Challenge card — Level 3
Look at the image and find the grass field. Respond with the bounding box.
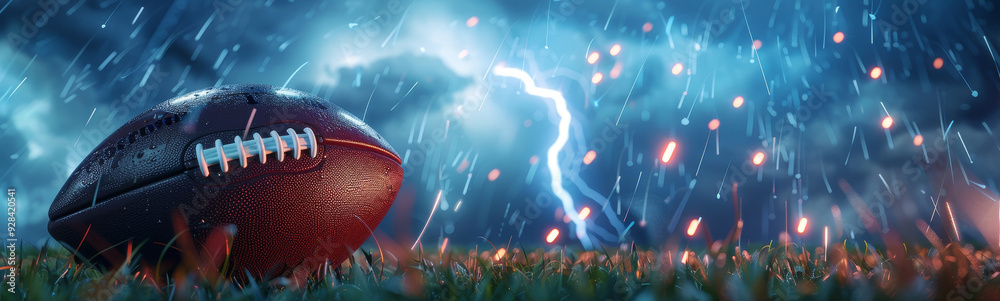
[4,237,1000,301]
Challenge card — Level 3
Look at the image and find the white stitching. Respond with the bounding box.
[270,130,284,162]
[196,143,209,177]
[234,136,248,168]
[304,127,317,158]
[253,132,267,164]
[287,128,301,159]
[215,139,228,173]
[194,127,318,177]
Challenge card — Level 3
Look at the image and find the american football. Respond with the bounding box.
[6,0,1000,299]
[47,84,403,278]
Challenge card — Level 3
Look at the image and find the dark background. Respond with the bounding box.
[1,0,999,250]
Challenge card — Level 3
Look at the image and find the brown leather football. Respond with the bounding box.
[47,84,403,278]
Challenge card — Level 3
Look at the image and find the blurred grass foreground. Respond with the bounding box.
[5,237,1000,300]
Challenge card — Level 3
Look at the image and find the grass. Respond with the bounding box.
[4,236,1000,300]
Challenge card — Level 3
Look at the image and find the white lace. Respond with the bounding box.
[195,127,317,177]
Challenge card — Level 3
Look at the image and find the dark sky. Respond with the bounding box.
[1,0,999,250]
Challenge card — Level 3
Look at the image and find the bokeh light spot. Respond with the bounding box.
[610,62,623,79]
[870,67,883,79]
[583,150,597,165]
[546,229,560,243]
[833,32,844,43]
[687,218,701,236]
[588,51,600,64]
[493,248,506,260]
[752,152,765,165]
[661,141,678,163]
[488,168,501,181]
[671,63,684,75]
[609,44,621,56]
[591,72,604,84]
[881,116,894,129]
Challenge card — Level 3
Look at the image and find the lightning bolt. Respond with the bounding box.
[493,66,594,248]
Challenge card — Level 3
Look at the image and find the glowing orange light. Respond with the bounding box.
[591,72,604,84]
[832,32,845,44]
[578,207,591,220]
[733,96,745,108]
[753,39,762,49]
[488,169,501,181]
[466,16,479,27]
[946,201,960,240]
[661,141,677,163]
[881,116,894,129]
[686,217,701,236]
[441,237,449,253]
[671,63,684,75]
[493,248,506,260]
[583,150,597,165]
[126,241,133,264]
[610,62,624,79]
[457,49,469,59]
[933,57,944,69]
[752,152,765,165]
[587,51,600,64]
[797,217,808,234]
[681,251,690,264]
[870,67,882,79]
[708,119,720,130]
[913,134,923,146]
[609,44,622,56]
[824,226,829,261]
[642,22,653,33]
[546,229,560,243]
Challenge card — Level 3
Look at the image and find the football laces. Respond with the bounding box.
[195,127,318,177]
